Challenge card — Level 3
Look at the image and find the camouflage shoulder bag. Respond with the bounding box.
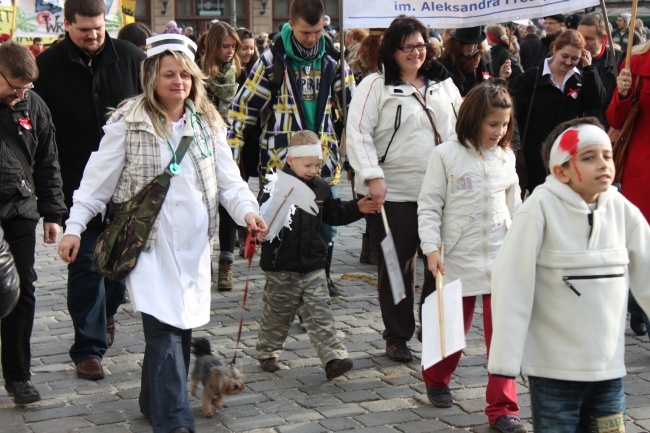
[92,136,193,280]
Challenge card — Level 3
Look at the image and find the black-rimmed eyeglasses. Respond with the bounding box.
[0,69,34,94]
[398,43,427,54]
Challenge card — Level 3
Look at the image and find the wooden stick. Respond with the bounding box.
[380,205,390,235]
[436,243,445,359]
[625,0,639,69]
[599,0,618,78]
[267,187,294,229]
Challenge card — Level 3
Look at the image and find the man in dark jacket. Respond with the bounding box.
[531,14,566,68]
[33,0,145,381]
[228,0,355,297]
[519,25,543,71]
[0,42,66,404]
[578,14,624,130]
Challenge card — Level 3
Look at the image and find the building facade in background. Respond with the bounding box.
[135,0,341,36]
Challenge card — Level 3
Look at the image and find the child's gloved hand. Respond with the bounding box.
[357,195,382,214]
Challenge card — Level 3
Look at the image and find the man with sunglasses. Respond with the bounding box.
[0,42,66,405]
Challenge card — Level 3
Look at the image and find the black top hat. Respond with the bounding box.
[544,14,566,23]
[565,13,584,29]
[450,26,487,44]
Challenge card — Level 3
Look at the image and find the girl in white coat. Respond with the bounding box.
[417,81,525,433]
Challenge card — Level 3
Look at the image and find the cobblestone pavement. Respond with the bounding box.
[2,181,650,433]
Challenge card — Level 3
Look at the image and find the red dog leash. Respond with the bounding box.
[231,229,258,365]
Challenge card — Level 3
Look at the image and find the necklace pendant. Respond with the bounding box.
[169,163,181,175]
[304,64,311,74]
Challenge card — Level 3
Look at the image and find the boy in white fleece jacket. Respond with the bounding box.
[488,117,650,433]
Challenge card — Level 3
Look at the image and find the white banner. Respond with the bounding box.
[343,0,600,29]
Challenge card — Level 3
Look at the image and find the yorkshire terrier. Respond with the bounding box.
[190,337,245,418]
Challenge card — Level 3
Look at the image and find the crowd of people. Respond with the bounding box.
[1,1,650,433]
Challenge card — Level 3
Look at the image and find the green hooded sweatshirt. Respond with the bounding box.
[281,23,326,133]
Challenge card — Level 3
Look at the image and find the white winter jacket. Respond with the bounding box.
[418,141,520,296]
[488,177,650,381]
[346,70,462,202]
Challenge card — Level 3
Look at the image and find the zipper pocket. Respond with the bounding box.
[562,273,625,296]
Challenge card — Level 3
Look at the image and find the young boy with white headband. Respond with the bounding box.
[256,131,380,379]
[487,117,650,432]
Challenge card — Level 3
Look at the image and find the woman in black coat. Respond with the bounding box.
[510,29,604,195]
[441,26,514,96]
[486,25,524,84]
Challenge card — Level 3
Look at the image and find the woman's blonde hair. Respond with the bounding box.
[120,50,222,139]
[203,22,242,76]
[632,39,650,55]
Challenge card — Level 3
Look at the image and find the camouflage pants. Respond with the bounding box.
[256,269,348,366]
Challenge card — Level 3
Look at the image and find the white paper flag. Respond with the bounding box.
[380,232,406,305]
[421,279,465,369]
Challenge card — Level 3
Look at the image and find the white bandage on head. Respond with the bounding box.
[287,143,322,159]
[549,124,611,171]
[146,34,197,60]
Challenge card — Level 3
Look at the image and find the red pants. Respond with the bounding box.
[422,294,520,424]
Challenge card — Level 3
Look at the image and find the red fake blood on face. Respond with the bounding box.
[560,129,583,182]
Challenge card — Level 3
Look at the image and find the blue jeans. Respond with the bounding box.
[67,225,126,364]
[320,184,339,247]
[140,313,195,433]
[529,376,625,433]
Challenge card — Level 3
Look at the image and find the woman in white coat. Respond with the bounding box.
[417,81,524,432]
[346,15,462,363]
[58,35,267,433]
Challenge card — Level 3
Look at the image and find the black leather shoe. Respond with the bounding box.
[4,380,41,404]
[169,428,191,433]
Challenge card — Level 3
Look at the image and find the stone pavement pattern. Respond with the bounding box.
[2,181,650,433]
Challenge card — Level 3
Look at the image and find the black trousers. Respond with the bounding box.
[0,217,38,382]
[366,201,435,343]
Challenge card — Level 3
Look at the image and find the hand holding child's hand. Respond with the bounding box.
[357,195,381,214]
[427,251,444,276]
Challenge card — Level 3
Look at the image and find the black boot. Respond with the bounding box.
[359,233,376,265]
[325,245,342,297]
[631,313,647,336]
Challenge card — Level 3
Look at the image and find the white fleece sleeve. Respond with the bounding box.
[488,205,544,378]
[627,206,650,317]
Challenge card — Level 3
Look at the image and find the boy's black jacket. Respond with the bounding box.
[259,165,363,273]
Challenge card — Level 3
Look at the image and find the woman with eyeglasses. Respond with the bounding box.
[346,15,462,365]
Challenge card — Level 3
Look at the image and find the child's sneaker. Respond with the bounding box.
[259,357,280,372]
[426,385,453,408]
[325,358,353,380]
[489,414,527,433]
